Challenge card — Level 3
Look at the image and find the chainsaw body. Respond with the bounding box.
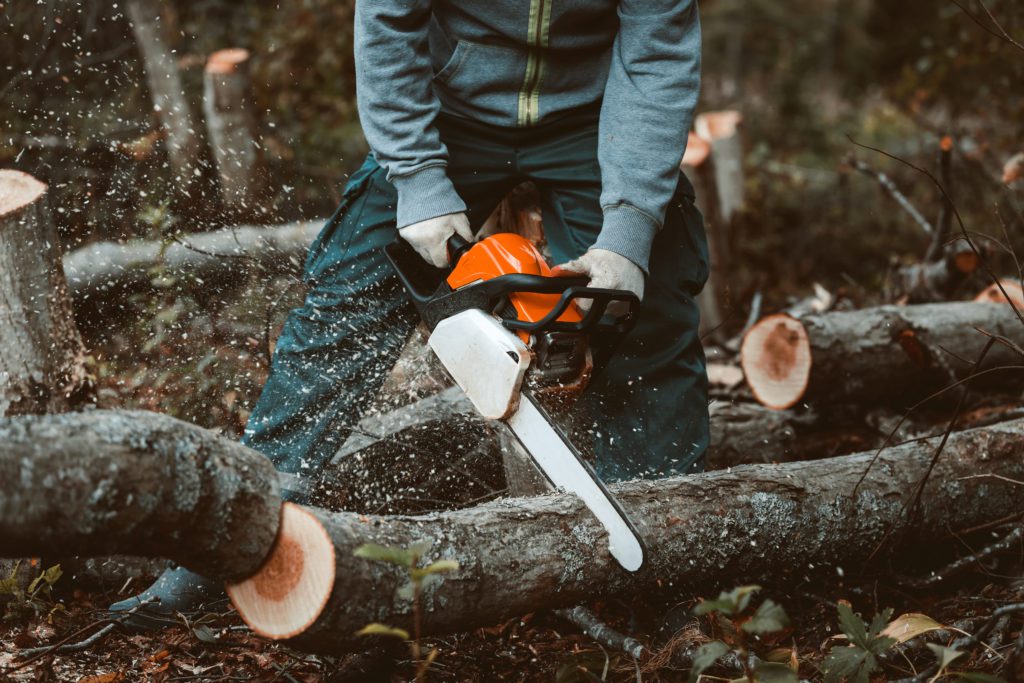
[385,232,647,571]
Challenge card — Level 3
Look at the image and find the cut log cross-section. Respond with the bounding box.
[0,170,88,415]
[975,279,1024,310]
[3,409,1024,652]
[741,302,1024,410]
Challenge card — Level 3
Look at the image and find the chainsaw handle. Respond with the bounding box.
[384,237,638,335]
[501,285,640,335]
[446,233,472,264]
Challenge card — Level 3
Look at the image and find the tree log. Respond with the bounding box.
[125,0,202,191]
[239,417,1024,650]
[0,410,281,581]
[62,219,321,303]
[740,302,1024,410]
[203,48,263,216]
[2,409,1023,650]
[0,170,88,415]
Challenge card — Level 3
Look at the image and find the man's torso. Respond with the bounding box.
[427,0,621,127]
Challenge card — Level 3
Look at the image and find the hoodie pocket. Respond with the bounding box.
[433,40,472,85]
[432,40,526,126]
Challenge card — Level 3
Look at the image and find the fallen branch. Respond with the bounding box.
[554,606,646,660]
[62,220,321,303]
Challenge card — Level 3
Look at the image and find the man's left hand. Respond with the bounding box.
[553,248,645,314]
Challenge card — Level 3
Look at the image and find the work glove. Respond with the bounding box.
[553,248,645,315]
[399,212,474,268]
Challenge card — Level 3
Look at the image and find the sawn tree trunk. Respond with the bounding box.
[0,170,89,415]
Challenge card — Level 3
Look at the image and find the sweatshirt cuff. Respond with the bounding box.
[592,204,660,274]
[391,164,467,229]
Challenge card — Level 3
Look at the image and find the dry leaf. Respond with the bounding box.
[880,612,944,644]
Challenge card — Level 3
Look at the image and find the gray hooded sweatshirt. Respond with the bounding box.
[353,0,701,272]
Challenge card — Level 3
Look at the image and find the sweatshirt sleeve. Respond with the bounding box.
[592,0,702,273]
[353,0,467,229]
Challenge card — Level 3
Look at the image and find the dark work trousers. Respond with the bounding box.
[241,109,710,484]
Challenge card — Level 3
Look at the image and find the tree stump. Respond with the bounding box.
[203,48,264,216]
[0,170,88,416]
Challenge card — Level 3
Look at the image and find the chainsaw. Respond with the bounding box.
[385,232,646,571]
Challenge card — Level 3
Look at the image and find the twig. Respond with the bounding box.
[951,0,1024,54]
[845,156,935,235]
[555,605,646,660]
[959,473,1024,487]
[7,597,157,671]
[899,527,1023,588]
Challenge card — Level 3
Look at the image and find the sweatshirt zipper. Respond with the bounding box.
[517,0,551,126]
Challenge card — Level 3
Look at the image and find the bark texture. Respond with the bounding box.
[742,302,1024,410]
[0,410,281,581]
[287,417,1024,652]
[125,0,202,189]
[62,219,320,302]
[203,49,263,215]
[0,170,88,416]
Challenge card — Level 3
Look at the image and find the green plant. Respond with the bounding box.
[690,585,795,683]
[822,603,897,683]
[0,562,64,622]
[354,542,459,681]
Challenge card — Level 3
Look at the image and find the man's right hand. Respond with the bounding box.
[399,212,473,268]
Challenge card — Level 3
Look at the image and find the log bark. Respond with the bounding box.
[2,408,1023,651]
[125,0,202,190]
[740,302,1024,410]
[203,48,263,216]
[0,409,281,581]
[0,170,89,415]
[62,219,321,303]
[266,417,1024,651]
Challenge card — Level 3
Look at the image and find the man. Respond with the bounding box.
[113,0,708,624]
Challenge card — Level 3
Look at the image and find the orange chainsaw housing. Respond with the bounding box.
[446,233,583,340]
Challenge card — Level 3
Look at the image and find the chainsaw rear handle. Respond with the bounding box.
[384,235,639,335]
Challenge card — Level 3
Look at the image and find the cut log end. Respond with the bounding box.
[681,132,711,169]
[227,502,335,640]
[952,249,980,275]
[740,314,812,410]
[0,170,47,218]
[205,48,251,74]
[974,280,1024,310]
[695,111,743,142]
